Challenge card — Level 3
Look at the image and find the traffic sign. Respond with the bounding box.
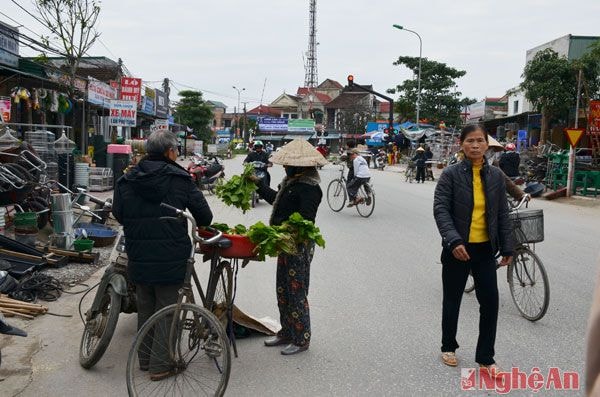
[564,128,584,147]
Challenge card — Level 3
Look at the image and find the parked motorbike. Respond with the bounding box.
[375,150,386,170]
[187,154,226,194]
[79,230,136,369]
[0,313,27,368]
[250,161,269,207]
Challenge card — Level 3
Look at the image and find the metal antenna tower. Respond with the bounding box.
[304,0,318,87]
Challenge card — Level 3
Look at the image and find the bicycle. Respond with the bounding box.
[464,196,549,322]
[326,163,375,218]
[126,203,233,396]
[405,161,415,183]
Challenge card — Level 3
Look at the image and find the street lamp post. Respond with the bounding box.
[232,85,245,141]
[393,24,422,128]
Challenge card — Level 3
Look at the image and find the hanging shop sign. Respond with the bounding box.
[141,96,155,115]
[0,22,18,67]
[0,96,11,122]
[87,77,117,108]
[150,119,169,132]
[140,87,155,115]
[120,77,142,103]
[588,100,600,135]
[109,100,137,127]
[258,117,288,132]
[287,119,315,133]
[155,89,169,118]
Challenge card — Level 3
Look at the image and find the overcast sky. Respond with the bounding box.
[5,0,600,111]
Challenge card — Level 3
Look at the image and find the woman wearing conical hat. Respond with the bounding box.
[252,139,327,355]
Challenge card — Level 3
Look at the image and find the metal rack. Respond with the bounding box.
[88,167,113,191]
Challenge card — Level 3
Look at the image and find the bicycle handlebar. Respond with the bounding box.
[159,203,223,246]
[512,195,530,211]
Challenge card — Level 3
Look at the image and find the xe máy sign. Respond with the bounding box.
[120,77,142,103]
[109,100,137,127]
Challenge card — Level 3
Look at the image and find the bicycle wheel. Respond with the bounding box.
[327,179,347,212]
[355,184,375,218]
[126,303,231,397]
[205,260,233,328]
[464,272,475,293]
[79,286,121,369]
[508,247,549,321]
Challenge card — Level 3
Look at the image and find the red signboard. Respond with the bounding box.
[588,100,600,135]
[120,77,142,103]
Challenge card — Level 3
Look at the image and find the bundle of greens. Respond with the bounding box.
[247,221,297,260]
[207,213,325,261]
[278,212,326,248]
[214,163,257,213]
[209,223,248,235]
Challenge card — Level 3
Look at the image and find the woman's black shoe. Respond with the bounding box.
[264,335,291,347]
[280,343,309,355]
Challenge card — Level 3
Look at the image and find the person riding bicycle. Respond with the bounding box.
[112,130,213,380]
[340,139,357,183]
[244,140,272,186]
[347,148,371,207]
[499,143,520,178]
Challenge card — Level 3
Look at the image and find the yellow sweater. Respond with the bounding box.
[469,164,489,242]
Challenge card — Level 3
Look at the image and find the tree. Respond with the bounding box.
[34,0,101,97]
[521,49,576,143]
[172,90,214,144]
[388,57,466,125]
[576,39,600,110]
[334,100,374,134]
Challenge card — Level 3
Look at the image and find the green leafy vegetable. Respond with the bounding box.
[279,212,326,248]
[232,224,248,235]
[215,163,257,213]
[247,221,297,261]
[210,223,231,233]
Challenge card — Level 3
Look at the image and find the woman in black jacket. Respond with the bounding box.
[433,125,514,377]
[254,139,326,355]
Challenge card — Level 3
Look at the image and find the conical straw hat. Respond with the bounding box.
[270,139,329,167]
[487,135,504,152]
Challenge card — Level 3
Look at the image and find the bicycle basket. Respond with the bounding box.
[508,209,544,244]
[198,229,259,259]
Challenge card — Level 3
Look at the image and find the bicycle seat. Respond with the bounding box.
[217,237,232,249]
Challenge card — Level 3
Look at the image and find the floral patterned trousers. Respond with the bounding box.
[276,242,315,346]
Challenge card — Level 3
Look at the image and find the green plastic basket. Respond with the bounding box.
[14,212,38,227]
[73,238,94,252]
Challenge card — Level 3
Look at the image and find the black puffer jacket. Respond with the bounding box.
[433,160,514,257]
[112,157,213,285]
[257,170,322,226]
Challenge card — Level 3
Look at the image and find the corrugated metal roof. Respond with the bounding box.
[568,36,600,60]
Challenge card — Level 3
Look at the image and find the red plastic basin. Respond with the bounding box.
[198,229,258,259]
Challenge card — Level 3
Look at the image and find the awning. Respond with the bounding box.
[283,135,311,140]
[254,135,284,141]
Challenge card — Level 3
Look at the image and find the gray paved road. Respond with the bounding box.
[3,157,599,396]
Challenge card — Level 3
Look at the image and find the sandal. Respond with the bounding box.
[479,363,504,379]
[441,352,458,367]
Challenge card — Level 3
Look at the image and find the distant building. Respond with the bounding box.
[526,34,599,63]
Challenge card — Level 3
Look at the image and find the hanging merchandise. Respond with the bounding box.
[50,90,59,112]
[58,95,70,114]
[10,87,20,104]
[0,127,20,151]
[32,89,40,110]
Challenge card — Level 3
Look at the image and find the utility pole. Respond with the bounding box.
[566,69,583,197]
[242,102,249,142]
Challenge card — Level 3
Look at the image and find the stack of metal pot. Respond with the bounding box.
[49,193,73,249]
